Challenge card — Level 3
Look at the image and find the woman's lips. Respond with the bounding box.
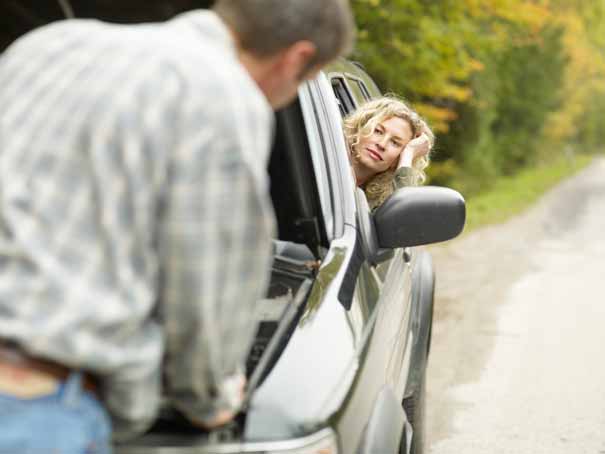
[367,148,383,161]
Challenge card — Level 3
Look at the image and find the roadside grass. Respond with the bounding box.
[462,154,594,232]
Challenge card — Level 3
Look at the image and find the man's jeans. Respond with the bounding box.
[0,372,112,453]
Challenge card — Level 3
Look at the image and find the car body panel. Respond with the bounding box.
[357,385,409,454]
[245,227,359,440]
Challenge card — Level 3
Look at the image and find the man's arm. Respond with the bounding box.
[158,92,274,426]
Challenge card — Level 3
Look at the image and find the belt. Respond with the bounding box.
[0,342,98,396]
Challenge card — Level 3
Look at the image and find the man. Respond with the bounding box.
[0,0,355,450]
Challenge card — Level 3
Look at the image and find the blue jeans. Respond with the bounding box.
[0,372,112,454]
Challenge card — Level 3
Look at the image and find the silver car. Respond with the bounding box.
[117,59,465,454]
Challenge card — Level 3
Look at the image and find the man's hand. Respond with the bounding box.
[190,408,238,430]
[187,374,246,430]
[398,133,431,169]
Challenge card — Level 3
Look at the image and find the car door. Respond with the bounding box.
[297,75,398,446]
[330,68,415,387]
[325,67,415,452]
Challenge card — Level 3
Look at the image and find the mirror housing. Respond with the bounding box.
[373,186,466,248]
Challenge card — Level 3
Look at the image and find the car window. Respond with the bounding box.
[345,76,369,105]
[331,77,356,116]
[328,74,394,280]
[347,77,372,103]
[357,80,372,101]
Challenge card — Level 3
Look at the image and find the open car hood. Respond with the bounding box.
[245,230,361,440]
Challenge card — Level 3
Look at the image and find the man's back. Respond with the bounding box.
[0,11,274,439]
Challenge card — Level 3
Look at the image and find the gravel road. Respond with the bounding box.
[426,157,605,453]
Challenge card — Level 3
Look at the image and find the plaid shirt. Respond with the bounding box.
[0,11,275,439]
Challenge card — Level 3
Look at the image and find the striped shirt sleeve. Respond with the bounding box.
[158,76,275,423]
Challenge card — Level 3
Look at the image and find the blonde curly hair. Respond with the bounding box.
[343,95,434,208]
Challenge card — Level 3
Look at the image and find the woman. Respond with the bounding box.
[344,95,434,210]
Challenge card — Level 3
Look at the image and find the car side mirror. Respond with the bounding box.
[373,186,466,248]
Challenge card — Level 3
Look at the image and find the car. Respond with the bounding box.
[116,59,465,454]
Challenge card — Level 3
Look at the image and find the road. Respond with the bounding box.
[426,157,605,453]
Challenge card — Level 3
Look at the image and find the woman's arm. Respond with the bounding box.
[393,132,431,189]
[392,166,416,189]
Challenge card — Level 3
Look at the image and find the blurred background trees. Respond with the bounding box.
[2,0,603,197]
[352,0,605,196]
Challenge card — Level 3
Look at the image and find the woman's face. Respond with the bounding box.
[354,116,414,175]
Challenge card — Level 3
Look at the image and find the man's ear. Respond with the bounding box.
[278,40,318,81]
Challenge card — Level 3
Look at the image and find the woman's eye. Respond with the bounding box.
[374,128,384,136]
[391,140,401,147]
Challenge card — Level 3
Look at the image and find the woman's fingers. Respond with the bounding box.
[407,134,431,158]
[398,133,432,169]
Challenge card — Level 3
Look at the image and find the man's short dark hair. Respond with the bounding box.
[213,0,355,67]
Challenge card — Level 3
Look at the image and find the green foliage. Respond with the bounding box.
[464,154,593,231]
[352,0,481,132]
[438,25,567,193]
[572,89,605,152]
[351,0,605,202]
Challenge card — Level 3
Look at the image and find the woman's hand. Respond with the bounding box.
[398,133,431,169]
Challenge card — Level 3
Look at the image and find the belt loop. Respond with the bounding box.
[61,371,83,406]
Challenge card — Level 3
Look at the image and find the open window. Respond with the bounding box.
[329,75,392,285]
[347,76,372,103]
